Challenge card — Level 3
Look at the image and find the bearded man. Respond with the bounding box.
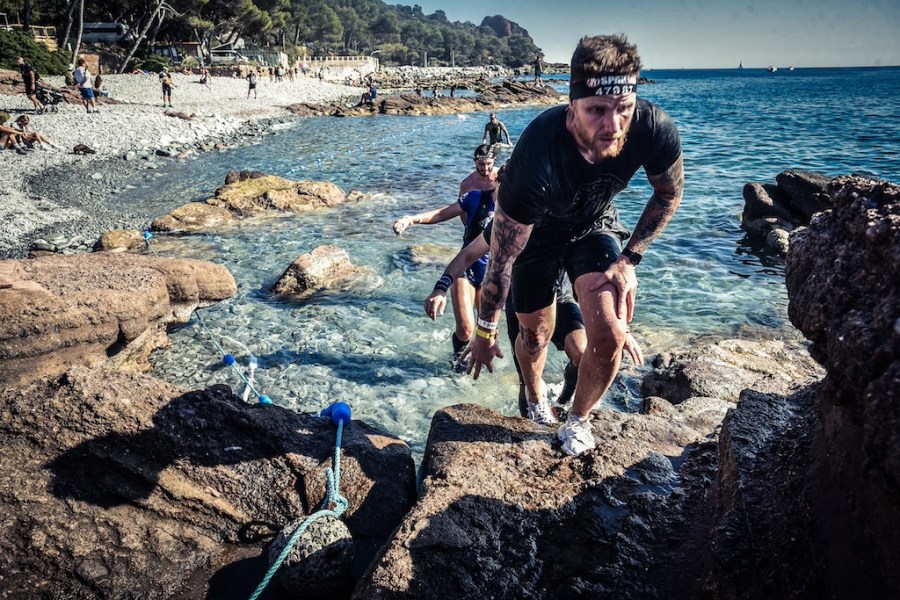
[463,34,684,455]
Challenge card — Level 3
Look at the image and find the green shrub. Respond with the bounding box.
[136,54,172,73]
[0,30,70,75]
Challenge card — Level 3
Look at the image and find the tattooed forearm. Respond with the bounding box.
[480,207,532,319]
[629,154,684,253]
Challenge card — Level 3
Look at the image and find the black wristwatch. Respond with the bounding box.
[621,248,643,266]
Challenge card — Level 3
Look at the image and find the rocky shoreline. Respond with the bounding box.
[0,67,557,259]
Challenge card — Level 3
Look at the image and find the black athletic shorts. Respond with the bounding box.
[511,229,622,314]
[505,294,584,351]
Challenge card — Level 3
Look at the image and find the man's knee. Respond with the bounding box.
[586,319,627,359]
[518,325,552,355]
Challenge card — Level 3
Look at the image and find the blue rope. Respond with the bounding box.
[249,420,348,600]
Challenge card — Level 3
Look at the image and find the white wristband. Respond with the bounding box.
[476,318,498,330]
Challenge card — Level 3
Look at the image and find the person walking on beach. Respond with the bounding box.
[159,68,176,107]
[16,56,45,114]
[247,70,258,98]
[393,145,500,369]
[73,58,99,113]
[482,113,511,148]
[463,34,683,456]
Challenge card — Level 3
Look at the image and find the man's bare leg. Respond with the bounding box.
[515,304,556,402]
[570,274,628,418]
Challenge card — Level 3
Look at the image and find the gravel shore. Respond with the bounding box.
[0,72,361,258]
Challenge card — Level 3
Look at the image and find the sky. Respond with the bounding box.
[403,0,900,69]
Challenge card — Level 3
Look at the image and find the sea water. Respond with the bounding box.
[121,67,900,457]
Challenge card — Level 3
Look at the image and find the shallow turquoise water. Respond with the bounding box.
[123,67,900,456]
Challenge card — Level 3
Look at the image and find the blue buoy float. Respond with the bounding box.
[320,402,351,426]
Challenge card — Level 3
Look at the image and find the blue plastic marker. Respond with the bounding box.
[320,402,352,426]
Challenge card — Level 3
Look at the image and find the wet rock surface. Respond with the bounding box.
[152,171,348,232]
[271,244,369,299]
[0,366,416,599]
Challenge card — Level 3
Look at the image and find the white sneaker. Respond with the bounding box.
[527,397,558,426]
[557,415,595,456]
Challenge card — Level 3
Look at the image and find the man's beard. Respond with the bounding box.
[573,126,629,161]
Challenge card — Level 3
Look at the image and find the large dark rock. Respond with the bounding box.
[784,174,900,590]
[354,400,731,598]
[740,170,833,255]
[0,366,416,599]
[776,170,832,219]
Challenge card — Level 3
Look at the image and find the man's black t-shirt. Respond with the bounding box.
[19,63,38,93]
[499,100,681,243]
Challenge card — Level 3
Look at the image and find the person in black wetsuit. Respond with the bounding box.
[482,113,511,147]
[425,221,643,421]
[463,34,684,455]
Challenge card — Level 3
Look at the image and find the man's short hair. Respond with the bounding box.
[570,34,642,84]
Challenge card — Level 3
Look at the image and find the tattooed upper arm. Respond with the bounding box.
[646,154,684,207]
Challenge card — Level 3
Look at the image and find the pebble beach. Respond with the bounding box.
[0,72,362,258]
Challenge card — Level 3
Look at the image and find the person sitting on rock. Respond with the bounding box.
[12,115,60,150]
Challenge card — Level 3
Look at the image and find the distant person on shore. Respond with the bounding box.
[359,80,377,106]
[16,56,45,114]
[199,67,211,88]
[247,70,258,98]
[482,113,511,147]
[73,58,99,114]
[393,145,500,369]
[93,64,103,94]
[159,67,175,108]
[463,34,683,456]
[532,54,544,86]
[12,115,60,150]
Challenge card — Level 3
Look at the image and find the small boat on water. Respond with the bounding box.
[767,65,778,72]
[789,66,795,71]
[738,61,744,69]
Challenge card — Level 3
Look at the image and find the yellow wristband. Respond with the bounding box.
[475,327,497,340]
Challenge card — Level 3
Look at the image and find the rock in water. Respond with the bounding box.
[269,515,355,597]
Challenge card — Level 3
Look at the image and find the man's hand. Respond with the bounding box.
[393,216,413,235]
[588,256,638,322]
[461,335,504,380]
[623,331,644,366]
[424,291,446,320]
